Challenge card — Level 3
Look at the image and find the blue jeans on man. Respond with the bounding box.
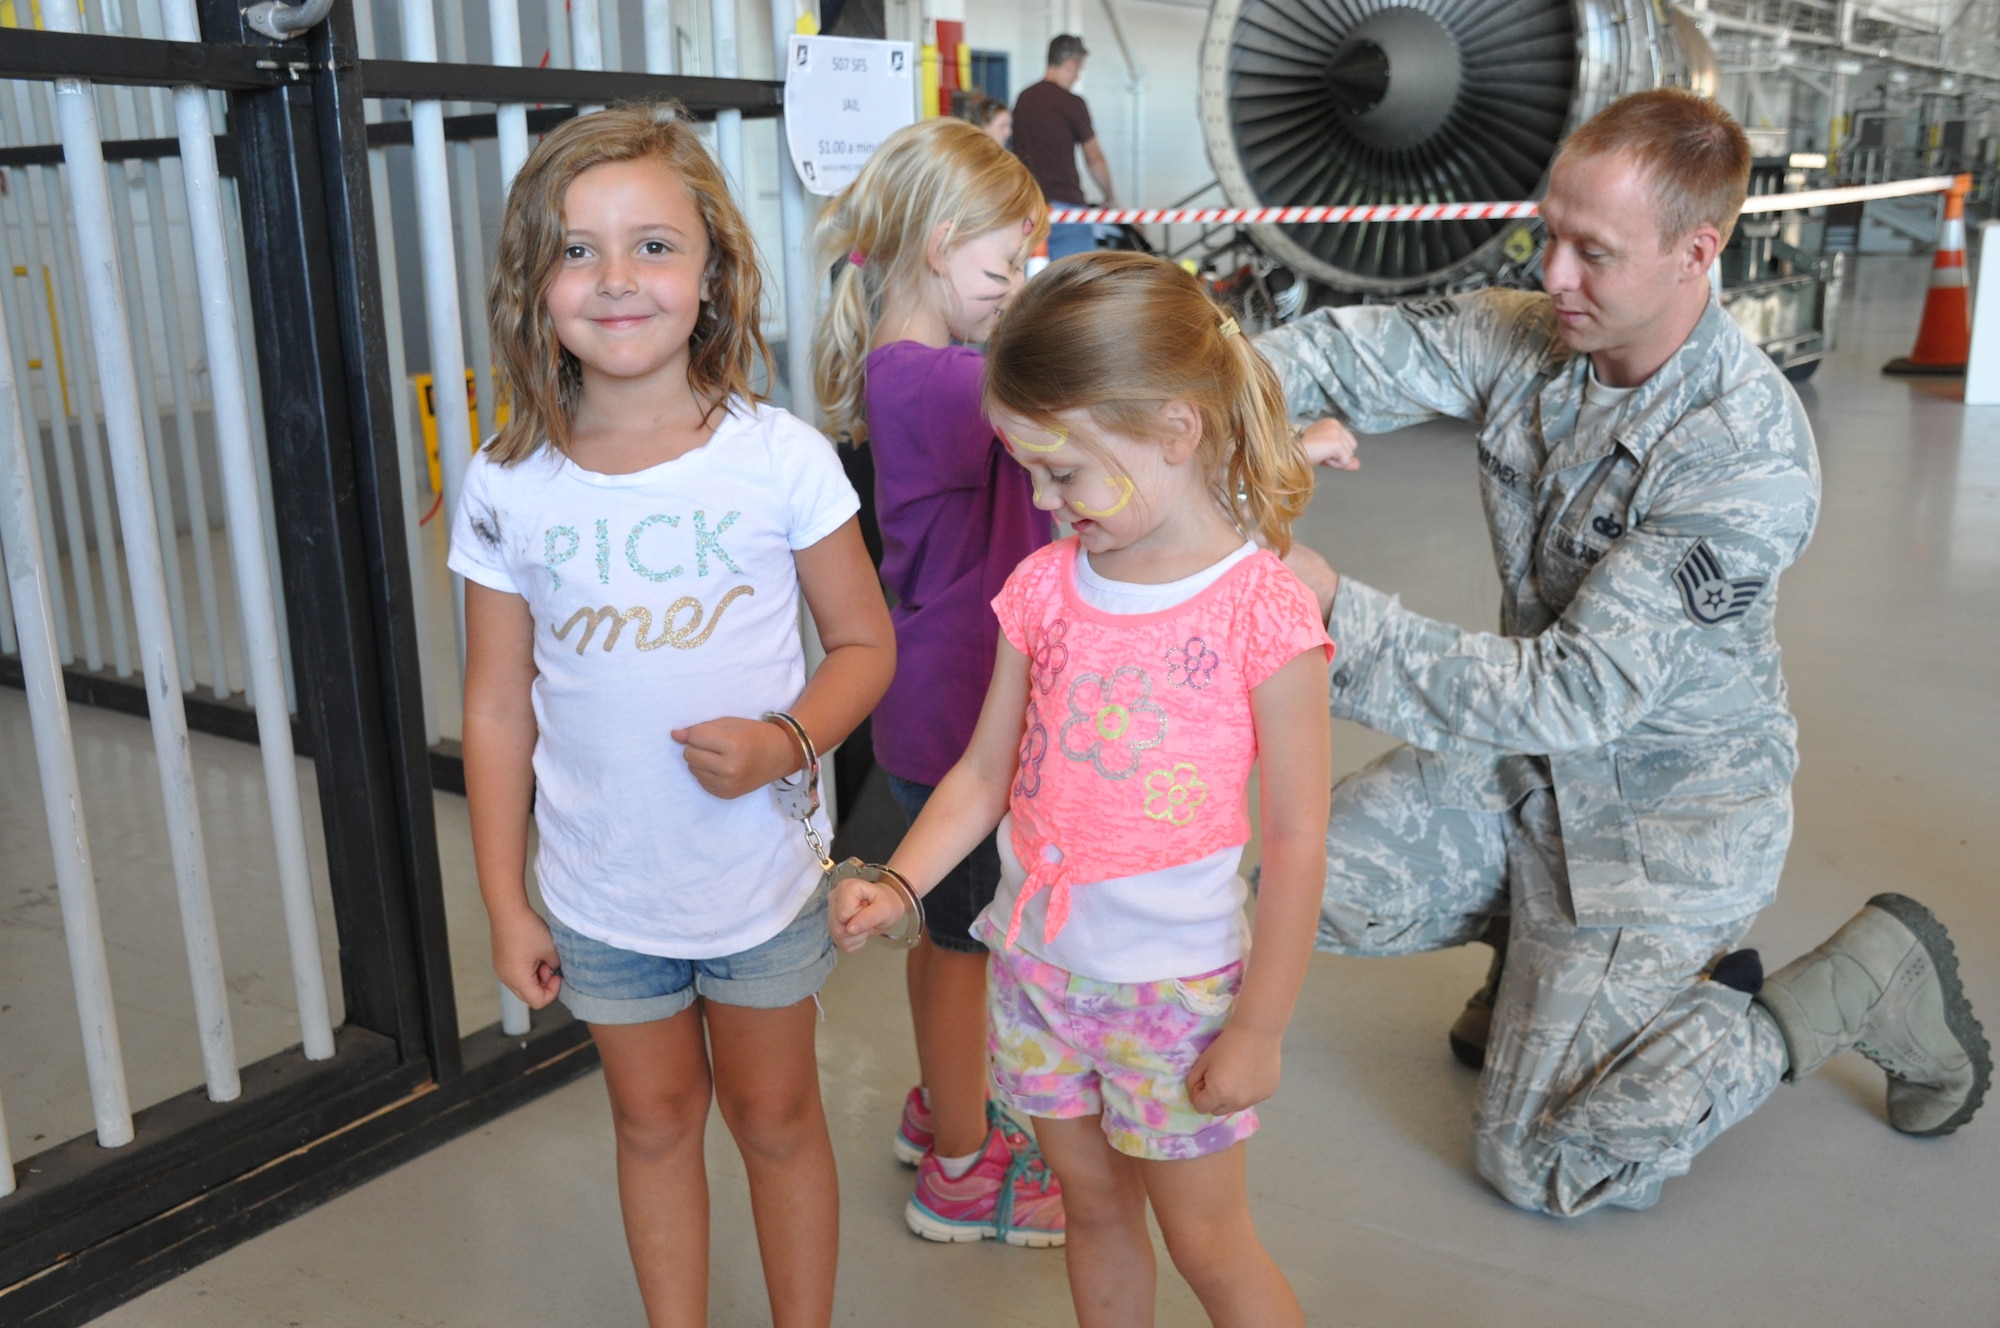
[1046,208,1098,261]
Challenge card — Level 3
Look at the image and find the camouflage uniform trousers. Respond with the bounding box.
[1318,746,1791,1217]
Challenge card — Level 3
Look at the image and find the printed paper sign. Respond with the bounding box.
[784,35,916,196]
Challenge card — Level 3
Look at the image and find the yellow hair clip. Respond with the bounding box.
[1071,476,1135,518]
[1218,316,1242,340]
[1006,426,1070,454]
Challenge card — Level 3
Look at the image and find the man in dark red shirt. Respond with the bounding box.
[1011,34,1116,260]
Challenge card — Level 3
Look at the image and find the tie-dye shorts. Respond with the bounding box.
[983,940,1259,1161]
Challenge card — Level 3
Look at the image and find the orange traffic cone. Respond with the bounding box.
[1884,173,1973,376]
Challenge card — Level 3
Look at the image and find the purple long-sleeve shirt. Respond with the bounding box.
[866,341,1053,786]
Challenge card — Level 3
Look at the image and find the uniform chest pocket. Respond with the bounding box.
[1538,456,1634,606]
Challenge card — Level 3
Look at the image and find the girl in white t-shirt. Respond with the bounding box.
[452,104,893,1328]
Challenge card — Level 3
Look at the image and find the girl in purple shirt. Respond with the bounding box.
[812,118,1063,1246]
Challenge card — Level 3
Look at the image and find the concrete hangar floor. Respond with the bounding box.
[67,253,2000,1326]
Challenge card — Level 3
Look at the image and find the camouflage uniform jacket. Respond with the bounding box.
[1260,290,1821,928]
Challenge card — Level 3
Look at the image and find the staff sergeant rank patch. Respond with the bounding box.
[1673,539,1765,627]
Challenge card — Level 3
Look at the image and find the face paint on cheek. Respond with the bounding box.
[1071,476,1134,519]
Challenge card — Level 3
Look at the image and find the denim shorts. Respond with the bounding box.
[888,775,1001,955]
[547,880,836,1025]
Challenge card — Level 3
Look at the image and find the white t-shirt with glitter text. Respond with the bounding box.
[448,399,859,959]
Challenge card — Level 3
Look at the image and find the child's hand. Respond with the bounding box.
[490,908,563,1010]
[1299,417,1361,471]
[829,875,910,954]
[1185,1025,1283,1116]
[673,716,801,799]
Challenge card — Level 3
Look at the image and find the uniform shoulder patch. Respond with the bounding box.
[1673,539,1765,627]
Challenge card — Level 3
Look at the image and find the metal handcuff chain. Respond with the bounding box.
[763,711,924,948]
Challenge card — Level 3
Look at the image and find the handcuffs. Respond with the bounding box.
[764,710,925,948]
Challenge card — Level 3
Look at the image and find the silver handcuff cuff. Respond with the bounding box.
[764,711,924,948]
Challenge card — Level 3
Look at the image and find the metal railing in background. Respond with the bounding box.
[395,0,476,672]
[1,59,300,725]
[0,9,785,1323]
[156,0,336,1063]
[41,0,247,1107]
[0,289,132,1153]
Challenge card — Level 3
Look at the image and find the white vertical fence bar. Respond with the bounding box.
[570,0,606,114]
[599,0,624,70]
[101,90,200,693]
[221,184,299,714]
[545,0,572,71]
[34,88,137,680]
[439,3,499,522]
[570,0,605,71]
[489,0,535,1039]
[0,1073,14,1197]
[644,0,679,73]
[30,88,135,680]
[369,176,441,744]
[710,0,745,198]
[0,192,76,662]
[770,0,813,417]
[355,0,443,747]
[101,1,206,694]
[400,0,475,665]
[0,190,136,1151]
[44,0,244,1100]
[488,0,530,184]
[9,89,108,672]
[128,0,238,698]
[0,518,15,656]
[158,0,337,1061]
[142,153,233,697]
[15,158,102,670]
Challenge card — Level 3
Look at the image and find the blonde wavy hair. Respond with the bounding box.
[811,116,1047,444]
[983,252,1313,555]
[486,102,769,465]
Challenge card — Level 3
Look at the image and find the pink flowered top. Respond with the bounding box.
[992,538,1334,947]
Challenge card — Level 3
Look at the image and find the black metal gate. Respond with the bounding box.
[0,9,781,1323]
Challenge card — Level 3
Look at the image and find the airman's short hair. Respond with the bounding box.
[1557,88,1752,248]
[1047,34,1088,67]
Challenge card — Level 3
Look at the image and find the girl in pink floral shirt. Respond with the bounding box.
[834,253,1333,1327]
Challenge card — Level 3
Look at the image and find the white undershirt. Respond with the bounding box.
[1577,363,1640,440]
[981,541,1259,984]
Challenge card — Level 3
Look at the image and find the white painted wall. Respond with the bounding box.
[960,0,1216,212]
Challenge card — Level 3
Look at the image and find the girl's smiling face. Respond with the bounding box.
[545,157,712,386]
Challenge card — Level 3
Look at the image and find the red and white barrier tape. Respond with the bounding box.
[1047,176,1960,226]
[1046,201,1541,225]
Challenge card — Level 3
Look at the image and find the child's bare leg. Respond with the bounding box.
[592,1010,715,1328]
[1142,1142,1302,1328]
[908,935,992,1156]
[708,997,839,1328]
[1034,1115,1155,1326]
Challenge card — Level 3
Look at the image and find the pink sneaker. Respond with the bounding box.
[894,1087,933,1167]
[905,1120,1066,1248]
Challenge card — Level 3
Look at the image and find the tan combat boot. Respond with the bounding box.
[1757,893,1991,1137]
